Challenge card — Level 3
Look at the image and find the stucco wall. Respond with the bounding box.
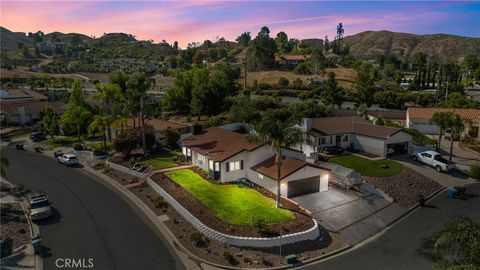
[221,145,274,183]
[385,131,412,144]
[351,135,386,157]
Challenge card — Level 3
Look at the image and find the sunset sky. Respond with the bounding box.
[1,1,479,48]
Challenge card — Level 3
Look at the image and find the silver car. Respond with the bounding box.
[57,154,79,166]
[29,192,53,221]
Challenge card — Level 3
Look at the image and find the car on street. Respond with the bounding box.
[28,192,53,221]
[411,150,455,172]
[57,154,79,166]
[30,132,46,142]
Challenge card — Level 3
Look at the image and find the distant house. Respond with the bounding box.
[406,107,480,140]
[300,116,412,159]
[0,89,66,125]
[181,126,330,197]
[275,55,309,69]
[111,118,192,143]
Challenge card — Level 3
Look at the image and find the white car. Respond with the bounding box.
[57,154,79,166]
[29,192,53,221]
[411,150,455,172]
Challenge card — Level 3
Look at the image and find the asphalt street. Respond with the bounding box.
[2,147,183,270]
[305,182,480,270]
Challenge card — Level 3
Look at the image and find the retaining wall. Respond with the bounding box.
[106,160,147,178]
[146,177,320,248]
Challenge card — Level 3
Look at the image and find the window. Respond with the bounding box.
[182,147,186,155]
[226,160,243,172]
[320,138,326,145]
[215,162,220,172]
[421,153,432,158]
[343,135,349,142]
[258,173,264,179]
[330,137,333,144]
[209,160,214,170]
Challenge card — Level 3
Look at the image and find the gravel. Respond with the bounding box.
[1,203,31,257]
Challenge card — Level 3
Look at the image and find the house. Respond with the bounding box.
[406,107,480,140]
[181,126,330,198]
[0,89,66,125]
[300,116,413,159]
[111,118,192,142]
[275,55,309,69]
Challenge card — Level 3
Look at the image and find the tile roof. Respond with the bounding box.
[0,89,47,101]
[407,107,480,121]
[125,118,190,131]
[182,127,264,162]
[251,155,330,180]
[310,116,402,139]
[1,101,66,115]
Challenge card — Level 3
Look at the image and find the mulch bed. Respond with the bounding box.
[150,168,314,238]
[101,166,139,186]
[1,203,30,257]
[129,183,347,268]
[364,167,443,208]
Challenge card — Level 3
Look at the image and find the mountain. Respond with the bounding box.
[0,27,33,51]
[44,31,92,43]
[344,30,480,63]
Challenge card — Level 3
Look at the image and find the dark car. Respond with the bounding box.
[30,132,46,142]
[322,146,344,155]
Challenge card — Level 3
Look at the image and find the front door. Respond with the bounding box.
[335,135,341,146]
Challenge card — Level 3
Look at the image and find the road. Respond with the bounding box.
[305,183,480,270]
[2,147,183,270]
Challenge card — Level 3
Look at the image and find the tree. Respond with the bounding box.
[310,48,326,76]
[322,72,343,108]
[275,31,290,54]
[324,35,330,52]
[236,32,251,49]
[445,113,469,161]
[88,115,112,152]
[357,103,368,119]
[1,157,9,177]
[62,105,91,142]
[163,128,180,149]
[193,50,204,65]
[109,71,129,93]
[40,105,59,138]
[95,82,120,141]
[430,112,452,149]
[249,110,306,208]
[277,77,289,88]
[228,98,259,123]
[245,26,276,71]
[355,62,377,106]
[334,22,344,55]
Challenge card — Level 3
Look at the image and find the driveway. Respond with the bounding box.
[303,183,480,270]
[436,138,480,173]
[2,147,183,270]
[292,188,407,245]
[391,154,477,187]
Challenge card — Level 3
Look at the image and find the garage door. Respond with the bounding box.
[387,142,408,156]
[287,177,320,198]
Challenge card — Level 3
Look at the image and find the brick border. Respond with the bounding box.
[146,177,320,248]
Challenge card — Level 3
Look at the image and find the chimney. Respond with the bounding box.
[302,118,312,132]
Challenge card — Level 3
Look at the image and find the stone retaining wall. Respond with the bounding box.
[106,160,147,178]
[146,177,320,248]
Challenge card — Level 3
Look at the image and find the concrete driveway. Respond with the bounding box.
[436,138,479,173]
[292,188,407,245]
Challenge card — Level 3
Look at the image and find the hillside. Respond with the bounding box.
[0,27,33,51]
[344,30,480,63]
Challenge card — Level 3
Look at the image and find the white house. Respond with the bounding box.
[300,116,413,159]
[406,107,480,140]
[181,126,330,198]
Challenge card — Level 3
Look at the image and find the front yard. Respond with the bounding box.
[146,151,182,170]
[333,155,403,177]
[165,169,293,225]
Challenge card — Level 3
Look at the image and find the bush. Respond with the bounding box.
[72,142,83,151]
[92,149,106,156]
[277,77,289,88]
[293,62,312,75]
[152,196,168,209]
[223,251,237,265]
[250,217,268,233]
[469,164,480,179]
[189,231,207,247]
[163,128,180,149]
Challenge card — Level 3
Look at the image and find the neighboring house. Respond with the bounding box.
[181,126,330,198]
[0,89,65,125]
[111,118,192,142]
[275,55,309,69]
[300,116,413,159]
[406,107,480,140]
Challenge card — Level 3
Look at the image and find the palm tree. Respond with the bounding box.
[357,103,368,119]
[95,82,120,141]
[61,105,91,142]
[88,114,112,152]
[430,111,451,149]
[249,110,306,208]
[445,113,470,161]
[1,157,9,177]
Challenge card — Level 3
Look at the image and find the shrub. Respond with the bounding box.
[469,164,480,180]
[163,128,180,149]
[277,77,289,88]
[72,142,83,151]
[250,217,268,233]
[92,149,106,156]
[189,231,207,247]
[152,196,168,209]
[293,62,312,75]
[223,251,237,265]
[243,257,252,264]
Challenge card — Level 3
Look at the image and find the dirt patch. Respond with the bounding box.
[101,166,139,186]
[129,183,347,268]
[1,203,31,257]
[151,169,313,237]
[365,167,443,208]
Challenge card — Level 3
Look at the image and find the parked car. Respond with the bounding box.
[444,129,459,141]
[57,154,79,166]
[28,192,53,221]
[411,150,455,172]
[322,146,344,155]
[30,132,46,142]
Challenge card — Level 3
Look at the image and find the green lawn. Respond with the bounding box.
[165,169,294,225]
[332,155,403,177]
[45,136,78,148]
[146,151,181,170]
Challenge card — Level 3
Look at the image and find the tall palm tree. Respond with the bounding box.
[95,82,120,141]
[430,111,452,149]
[61,105,91,142]
[88,114,112,152]
[249,110,306,208]
[446,113,469,161]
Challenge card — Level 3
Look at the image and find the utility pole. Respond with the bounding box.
[435,68,440,103]
[140,95,147,159]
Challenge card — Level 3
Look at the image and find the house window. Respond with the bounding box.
[320,138,326,145]
[215,162,220,172]
[343,135,349,142]
[209,160,214,170]
[330,137,333,144]
[226,160,243,172]
[259,173,264,179]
